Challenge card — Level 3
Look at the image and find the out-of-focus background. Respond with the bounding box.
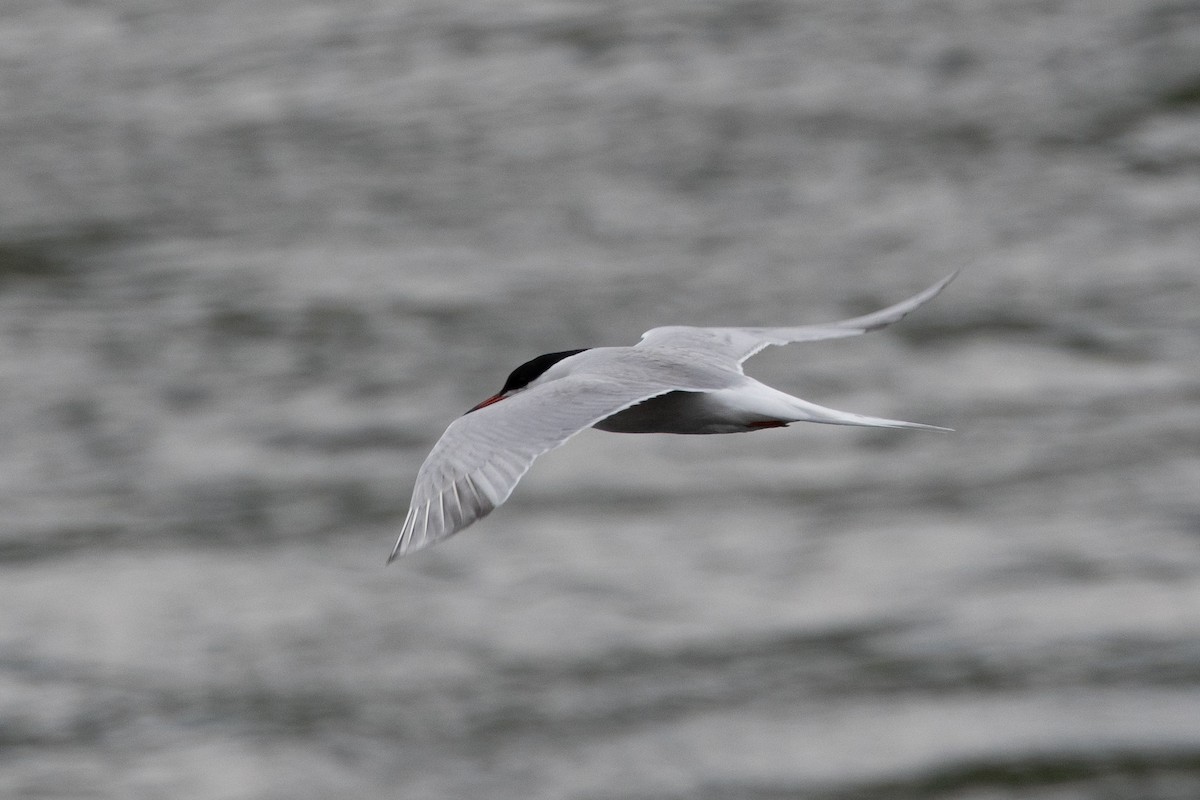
[2,1,1199,798]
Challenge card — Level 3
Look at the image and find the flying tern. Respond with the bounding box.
[389,272,956,561]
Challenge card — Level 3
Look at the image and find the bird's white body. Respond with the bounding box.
[389,273,957,561]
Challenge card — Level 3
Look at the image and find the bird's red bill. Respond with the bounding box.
[468,394,505,413]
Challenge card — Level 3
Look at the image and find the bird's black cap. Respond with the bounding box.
[500,349,589,394]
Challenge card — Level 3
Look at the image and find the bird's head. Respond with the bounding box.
[466,349,590,413]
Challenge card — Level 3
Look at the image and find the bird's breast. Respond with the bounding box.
[593,388,782,435]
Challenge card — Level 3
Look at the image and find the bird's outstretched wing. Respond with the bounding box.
[389,374,702,561]
[636,272,957,367]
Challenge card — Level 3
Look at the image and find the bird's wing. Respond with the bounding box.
[636,271,957,366]
[389,373,702,561]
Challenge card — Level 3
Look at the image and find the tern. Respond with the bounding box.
[389,272,956,561]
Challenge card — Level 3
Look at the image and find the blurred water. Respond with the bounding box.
[2,1,1199,798]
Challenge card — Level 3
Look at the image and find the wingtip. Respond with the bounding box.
[897,421,955,433]
[386,534,404,564]
[924,270,959,297]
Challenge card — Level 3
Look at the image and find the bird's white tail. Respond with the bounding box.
[783,392,951,431]
[710,381,952,432]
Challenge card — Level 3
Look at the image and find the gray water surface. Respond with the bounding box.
[2,1,1199,798]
